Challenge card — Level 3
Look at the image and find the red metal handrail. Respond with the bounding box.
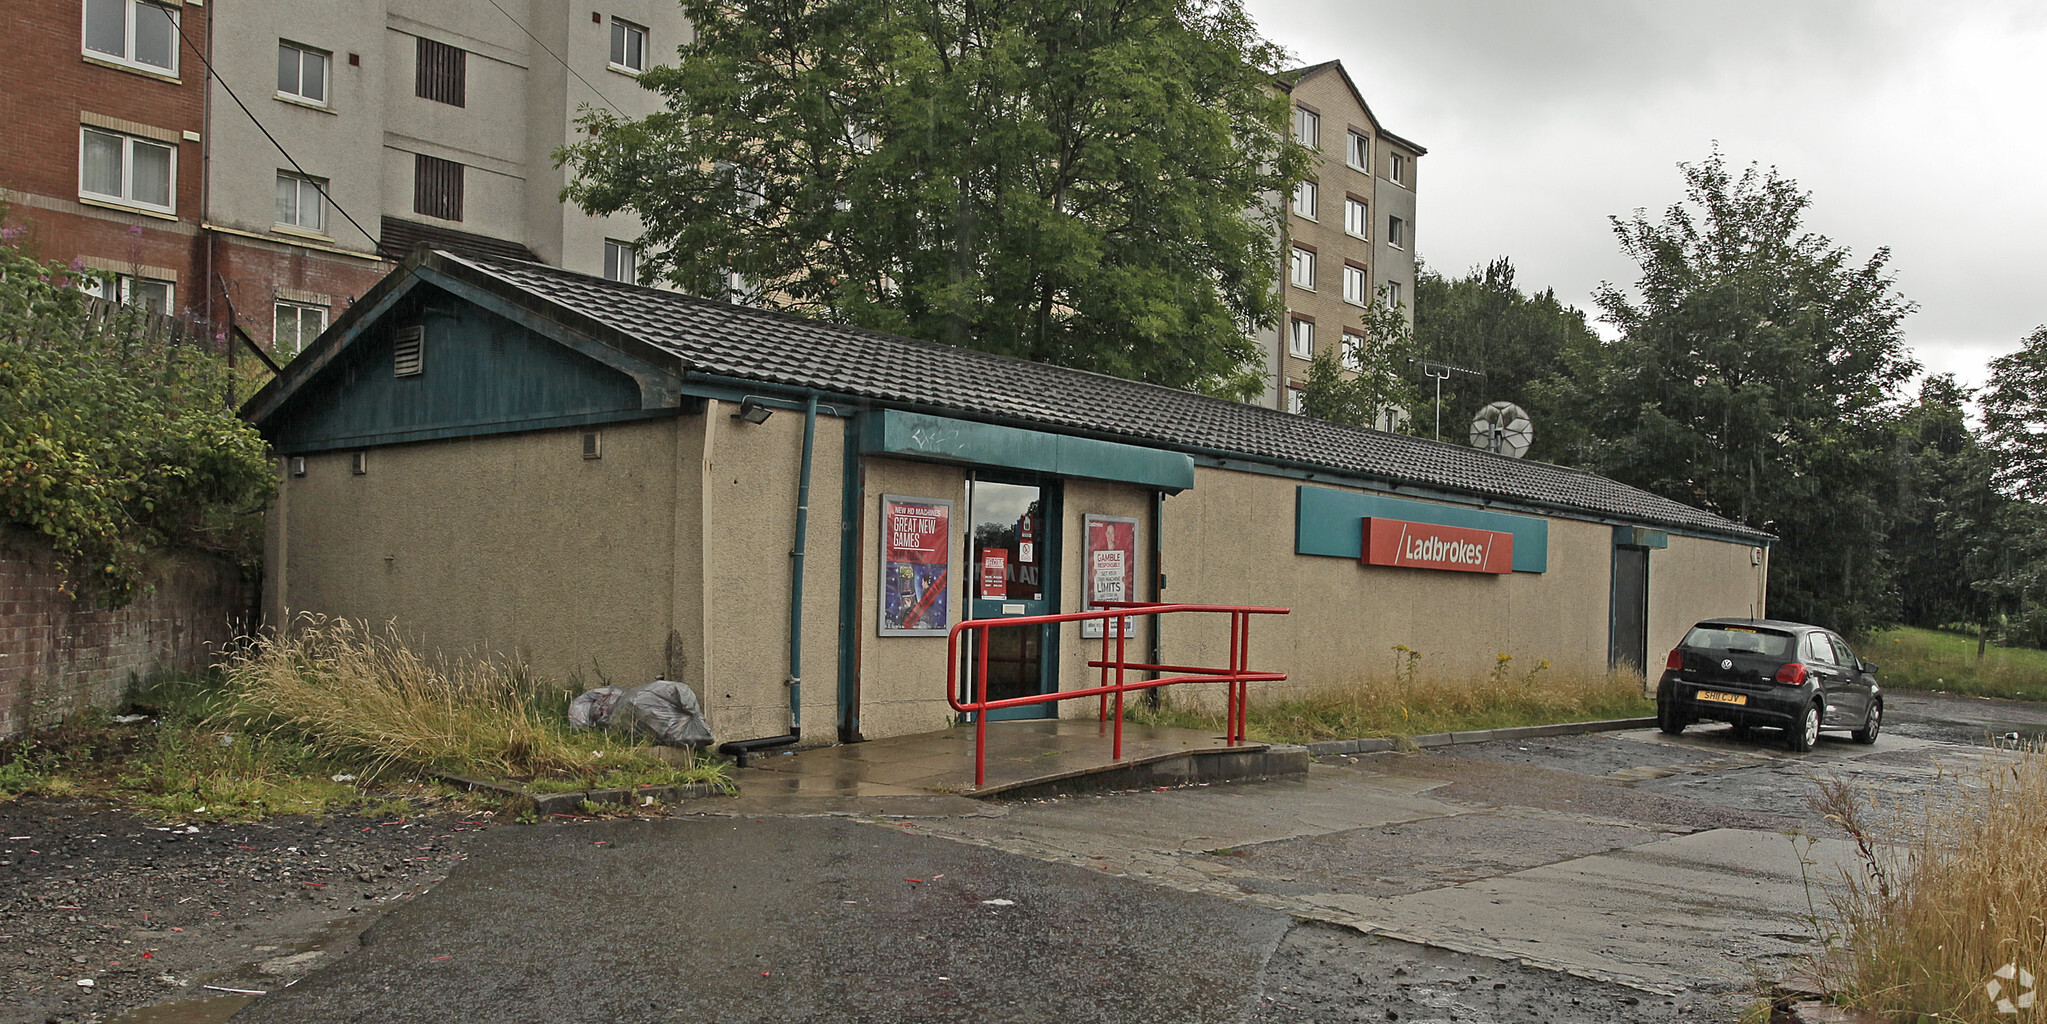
[944,602,1290,787]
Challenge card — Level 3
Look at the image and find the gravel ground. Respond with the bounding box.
[0,797,495,1024]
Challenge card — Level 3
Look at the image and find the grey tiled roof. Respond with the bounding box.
[445,252,1768,542]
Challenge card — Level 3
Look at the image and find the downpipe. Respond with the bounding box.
[720,394,817,767]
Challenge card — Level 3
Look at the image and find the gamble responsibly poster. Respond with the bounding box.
[879,495,953,636]
[1081,514,1140,639]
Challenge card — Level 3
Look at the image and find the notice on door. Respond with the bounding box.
[1082,514,1140,638]
[980,551,1008,599]
[879,494,953,636]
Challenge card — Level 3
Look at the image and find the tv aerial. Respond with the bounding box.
[1470,401,1534,458]
[1410,359,1482,441]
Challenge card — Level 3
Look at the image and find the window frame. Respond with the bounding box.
[276,40,331,106]
[1289,245,1316,289]
[1385,280,1403,309]
[1342,263,1368,307]
[1346,131,1370,172]
[79,126,176,215]
[1294,106,1319,148]
[1344,196,1368,240]
[82,0,178,75]
[1291,179,1317,220]
[274,170,328,234]
[603,239,638,282]
[273,299,328,356]
[83,273,175,313]
[1342,330,1368,372]
[1286,385,1306,415]
[1387,215,1405,250]
[1288,316,1315,359]
[609,17,648,73]
[1390,152,1407,185]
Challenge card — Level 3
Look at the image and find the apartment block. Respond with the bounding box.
[0,0,682,358]
[1261,60,1424,415]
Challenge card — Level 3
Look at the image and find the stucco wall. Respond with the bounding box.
[1052,480,1157,720]
[266,417,684,693]
[1647,533,1770,665]
[853,458,970,740]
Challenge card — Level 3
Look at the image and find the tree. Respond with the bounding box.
[0,241,273,606]
[1982,326,2047,502]
[1886,375,2005,632]
[560,0,1307,400]
[1411,257,1600,460]
[1583,152,1919,635]
[1300,292,1420,430]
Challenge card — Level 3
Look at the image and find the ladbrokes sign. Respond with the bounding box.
[1361,518,1514,575]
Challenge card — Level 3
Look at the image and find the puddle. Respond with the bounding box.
[106,916,372,1024]
[107,993,257,1024]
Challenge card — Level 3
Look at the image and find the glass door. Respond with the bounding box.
[964,476,1059,720]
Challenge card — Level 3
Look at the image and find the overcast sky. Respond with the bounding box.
[1244,0,2047,393]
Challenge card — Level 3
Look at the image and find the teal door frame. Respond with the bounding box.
[964,473,1062,721]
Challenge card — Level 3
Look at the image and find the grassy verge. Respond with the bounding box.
[1865,626,2047,701]
[1810,745,2047,1022]
[0,618,730,821]
[1128,653,1652,744]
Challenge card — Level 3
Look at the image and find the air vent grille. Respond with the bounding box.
[582,430,602,459]
[393,325,424,377]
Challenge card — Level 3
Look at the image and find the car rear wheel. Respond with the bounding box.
[1657,697,1687,736]
[1786,701,1821,753]
[1852,699,1881,745]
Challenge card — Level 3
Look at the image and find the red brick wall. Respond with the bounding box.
[0,528,252,738]
[212,235,392,350]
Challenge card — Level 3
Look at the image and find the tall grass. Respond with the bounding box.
[217,616,724,788]
[1813,746,2047,1022]
[1131,652,1651,743]
[1868,626,2047,701]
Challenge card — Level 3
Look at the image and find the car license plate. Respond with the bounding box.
[1696,690,1746,706]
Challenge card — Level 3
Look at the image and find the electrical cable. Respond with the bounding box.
[478,0,631,118]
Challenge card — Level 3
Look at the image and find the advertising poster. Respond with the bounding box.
[980,552,1008,599]
[1081,514,1140,639]
[879,495,953,636]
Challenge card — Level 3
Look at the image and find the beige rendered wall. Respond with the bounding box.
[852,458,970,740]
[265,418,686,691]
[1052,480,1157,720]
[1647,533,1770,666]
[1159,466,1625,711]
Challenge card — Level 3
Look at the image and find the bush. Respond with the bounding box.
[0,239,273,606]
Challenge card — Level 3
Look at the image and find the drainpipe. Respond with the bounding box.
[719,394,817,766]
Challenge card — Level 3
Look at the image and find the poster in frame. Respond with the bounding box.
[878,494,954,637]
[1081,514,1140,639]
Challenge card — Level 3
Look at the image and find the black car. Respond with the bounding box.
[1656,618,1881,752]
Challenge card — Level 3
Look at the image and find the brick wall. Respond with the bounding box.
[0,528,253,739]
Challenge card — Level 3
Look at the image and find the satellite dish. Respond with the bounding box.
[1470,401,1534,458]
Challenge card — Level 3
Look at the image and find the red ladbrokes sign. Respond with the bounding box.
[1361,518,1514,574]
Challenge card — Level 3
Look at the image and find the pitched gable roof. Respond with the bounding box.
[1277,60,1427,155]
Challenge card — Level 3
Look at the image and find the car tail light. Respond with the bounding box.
[1774,662,1808,685]
[1665,650,1683,671]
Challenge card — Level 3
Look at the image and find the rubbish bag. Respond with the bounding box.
[567,681,713,749]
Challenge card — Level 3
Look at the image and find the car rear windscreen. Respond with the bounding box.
[1681,626,1795,660]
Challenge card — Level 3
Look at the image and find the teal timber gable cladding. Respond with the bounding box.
[861,411,1195,492]
[261,283,686,455]
[1294,484,1551,573]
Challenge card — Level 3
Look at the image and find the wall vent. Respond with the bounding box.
[290,456,307,477]
[582,430,602,459]
[351,451,368,475]
[392,325,425,377]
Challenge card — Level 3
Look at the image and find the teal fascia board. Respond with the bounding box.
[862,411,1194,492]
[1296,484,1549,572]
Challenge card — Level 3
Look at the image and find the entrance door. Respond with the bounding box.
[964,477,1059,720]
[1610,545,1650,675]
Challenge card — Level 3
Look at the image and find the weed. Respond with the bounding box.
[1868,626,2047,700]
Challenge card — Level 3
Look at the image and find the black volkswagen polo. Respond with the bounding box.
[1655,618,1882,752]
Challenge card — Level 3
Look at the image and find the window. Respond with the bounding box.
[413,153,463,221]
[609,18,647,72]
[1387,216,1405,249]
[1342,331,1368,371]
[1287,385,1306,415]
[1288,316,1314,359]
[83,274,173,313]
[84,0,177,74]
[1385,280,1403,309]
[1344,197,1368,239]
[1289,246,1315,289]
[1390,152,1407,185]
[1342,264,1367,306]
[275,171,326,232]
[603,239,637,282]
[274,300,327,356]
[1347,132,1370,171]
[1291,180,1317,219]
[277,41,329,105]
[415,37,466,107]
[1293,107,1319,147]
[80,127,174,213]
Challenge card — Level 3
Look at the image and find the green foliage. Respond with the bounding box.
[1577,152,1919,635]
[1299,291,1421,430]
[1411,257,1601,459]
[1886,375,2013,633]
[559,0,1307,400]
[1868,626,2047,701]
[1983,326,2047,502]
[0,242,274,607]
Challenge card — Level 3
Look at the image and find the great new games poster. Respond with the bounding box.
[879,495,953,636]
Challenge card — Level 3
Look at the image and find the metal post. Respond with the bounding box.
[976,628,990,787]
[1113,616,1127,760]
